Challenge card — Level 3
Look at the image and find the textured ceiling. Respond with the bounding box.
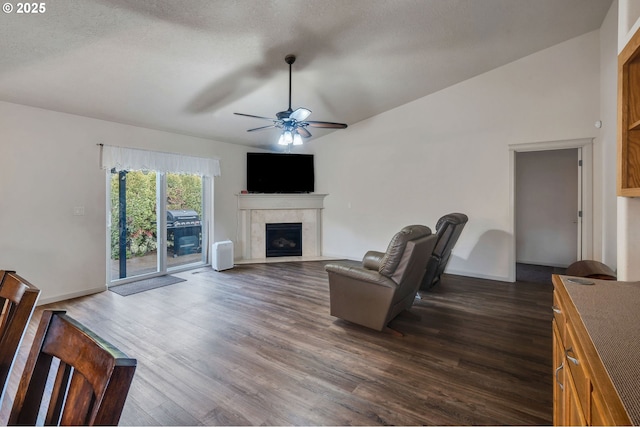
[0,0,612,149]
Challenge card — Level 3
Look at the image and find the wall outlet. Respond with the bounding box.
[73,206,85,216]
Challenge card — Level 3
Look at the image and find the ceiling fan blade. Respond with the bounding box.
[234,112,275,121]
[297,127,312,138]
[290,107,312,121]
[306,121,348,129]
[247,125,278,132]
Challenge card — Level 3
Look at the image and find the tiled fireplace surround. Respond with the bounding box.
[236,193,328,262]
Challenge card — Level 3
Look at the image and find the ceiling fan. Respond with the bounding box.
[234,54,348,146]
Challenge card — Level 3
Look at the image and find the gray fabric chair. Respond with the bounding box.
[325,225,437,333]
[420,213,468,290]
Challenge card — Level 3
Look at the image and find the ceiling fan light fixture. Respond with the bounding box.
[282,130,294,145]
[235,54,348,146]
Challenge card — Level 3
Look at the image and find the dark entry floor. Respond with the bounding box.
[516,263,566,285]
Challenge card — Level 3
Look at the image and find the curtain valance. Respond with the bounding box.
[101,145,221,177]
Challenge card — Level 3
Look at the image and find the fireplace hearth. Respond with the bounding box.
[266,223,302,257]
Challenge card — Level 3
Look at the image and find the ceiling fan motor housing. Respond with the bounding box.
[276,110,292,120]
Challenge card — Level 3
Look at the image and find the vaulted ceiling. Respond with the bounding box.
[0,0,612,148]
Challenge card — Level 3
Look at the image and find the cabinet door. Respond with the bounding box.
[591,388,608,426]
[566,369,588,426]
[553,323,565,425]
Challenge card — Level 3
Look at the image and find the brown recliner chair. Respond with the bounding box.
[325,225,437,332]
[420,213,468,290]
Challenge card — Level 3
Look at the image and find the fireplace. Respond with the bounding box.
[236,193,327,261]
[266,223,302,257]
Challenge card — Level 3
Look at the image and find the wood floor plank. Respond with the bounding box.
[0,261,553,425]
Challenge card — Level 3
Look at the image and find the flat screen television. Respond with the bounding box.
[247,153,314,193]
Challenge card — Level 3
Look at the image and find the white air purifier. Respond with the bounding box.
[212,240,234,271]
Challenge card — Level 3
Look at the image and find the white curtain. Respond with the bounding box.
[101,145,221,177]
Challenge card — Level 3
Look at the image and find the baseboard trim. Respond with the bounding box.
[321,252,359,262]
[444,268,512,283]
[235,255,343,265]
[516,259,570,269]
[37,285,107,306]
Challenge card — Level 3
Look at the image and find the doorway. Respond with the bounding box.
[108,170,208,285]
[508,138,593,282]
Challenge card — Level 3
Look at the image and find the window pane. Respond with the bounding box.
[166,173,204,269]
[110,170,159,280]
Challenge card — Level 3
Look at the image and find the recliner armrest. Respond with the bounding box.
[362,251,385,270]
[325,263,396,289]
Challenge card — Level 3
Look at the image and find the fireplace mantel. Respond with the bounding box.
[237,193,328,210]
[236,193,328,262]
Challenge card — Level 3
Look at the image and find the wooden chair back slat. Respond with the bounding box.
[45,361,73,425]
[59,372,94,425]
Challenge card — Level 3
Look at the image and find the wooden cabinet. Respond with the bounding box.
[618,26,640,196]
[552,276,632,425]
[553,290,587,426]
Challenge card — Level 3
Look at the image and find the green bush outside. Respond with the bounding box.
[110,171,202,259]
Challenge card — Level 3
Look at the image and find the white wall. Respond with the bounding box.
[313,31,602,281]
[598,0,619,272]
[0,101,250,303]
[515,149,578,267]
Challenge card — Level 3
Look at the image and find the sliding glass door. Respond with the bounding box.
[108,170,206,284]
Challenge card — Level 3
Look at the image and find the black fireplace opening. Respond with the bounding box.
[266,223,302,257]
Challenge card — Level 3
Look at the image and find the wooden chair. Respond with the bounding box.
[0,270,40,405]
[8,310,137,426]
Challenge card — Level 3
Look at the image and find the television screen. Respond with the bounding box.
[247,153,314,193]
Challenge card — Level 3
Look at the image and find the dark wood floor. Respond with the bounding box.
[0,261,553,425]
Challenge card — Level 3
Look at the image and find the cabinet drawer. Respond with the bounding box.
[552,290,566,341]
[565,321,590,414]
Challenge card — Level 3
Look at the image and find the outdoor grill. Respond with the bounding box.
[167,209,202,257]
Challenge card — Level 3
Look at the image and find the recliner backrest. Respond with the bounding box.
[421,213,468,289]
[433,213,468,262]
[390,233,437,304]
[378,225,432,279]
